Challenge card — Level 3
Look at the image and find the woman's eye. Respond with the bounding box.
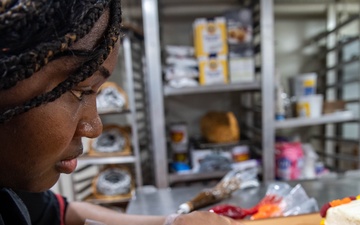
[69,89,95,101]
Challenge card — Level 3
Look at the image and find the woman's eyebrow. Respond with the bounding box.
[98,66,111,78]
[56,49,111,78]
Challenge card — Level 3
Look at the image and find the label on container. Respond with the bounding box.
[297,102,310,117]
[232,146,249,162]
[198,54,228,85]
[169,123,188,153]
[194,17,228,57]
[276,157,292,181]
[275,142,304,180]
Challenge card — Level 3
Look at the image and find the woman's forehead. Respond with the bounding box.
[0,10,111,110]
[70,10,110,51]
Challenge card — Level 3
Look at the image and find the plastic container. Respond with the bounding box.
[289,73,318,97]
[231,145,249,162]
[275,142,304,180]
[296,94,323,118]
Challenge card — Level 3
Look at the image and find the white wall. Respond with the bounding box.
[275,16,326,92]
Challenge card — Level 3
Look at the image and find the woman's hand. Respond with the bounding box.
[171,211,243,225]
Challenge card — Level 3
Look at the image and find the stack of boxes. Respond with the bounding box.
[192,9,254,86]
[225,9,254,83]
[193,17,229,85]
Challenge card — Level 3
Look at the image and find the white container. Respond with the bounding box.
[296,94,323,118]
[169,123,188,153]
[229,57,255,83]
[231,145,249,162]
[290,73,318,97]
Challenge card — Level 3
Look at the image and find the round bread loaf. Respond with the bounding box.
[200,111,240,143]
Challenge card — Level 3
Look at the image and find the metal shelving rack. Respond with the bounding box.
[139,0,360,188]
[163,82,261,96]
[270,2,360,174]
[309,7,360,171]
[275,111,356,129]
[141,0,276,188]
[68,31,148,203]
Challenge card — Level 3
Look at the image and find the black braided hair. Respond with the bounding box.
[0,0,122,123]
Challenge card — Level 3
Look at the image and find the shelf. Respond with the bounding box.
[324,56,359,73]
[304,15,359,45]
[163,82,261,96]
[169,171,228,184]
[275,111,356,129]
[78,155,137,166]
[84,191,134,204]
[194,140,252,149]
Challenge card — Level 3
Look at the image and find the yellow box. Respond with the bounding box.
[193,17,228,57]
[198,54,228,85]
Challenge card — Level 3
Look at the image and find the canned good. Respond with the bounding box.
[169,123,188,153]
[232,145,249,162]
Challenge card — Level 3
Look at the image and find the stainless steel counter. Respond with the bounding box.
[126,177,360,215]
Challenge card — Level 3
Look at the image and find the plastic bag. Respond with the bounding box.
[250,183,318,220]
[178,162,260,214]
[283,198,319,216]
[210,182,318,220]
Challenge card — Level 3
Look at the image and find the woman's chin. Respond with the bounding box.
[21,174,61,192]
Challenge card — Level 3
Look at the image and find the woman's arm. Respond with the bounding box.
[65,201,243,225]
[66,201,166,225]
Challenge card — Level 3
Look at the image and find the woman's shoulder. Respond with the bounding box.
[0,188,31,225]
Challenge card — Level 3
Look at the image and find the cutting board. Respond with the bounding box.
[242,213,321,225]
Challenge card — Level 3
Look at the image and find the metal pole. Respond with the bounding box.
[357,1,360,169]
[123,36,143,187]
[325,3,337,168]
[141,0,168,188]
[260,0,275,181]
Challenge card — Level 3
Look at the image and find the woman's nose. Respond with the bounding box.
[75,102,103,138]
[76,115,103,138]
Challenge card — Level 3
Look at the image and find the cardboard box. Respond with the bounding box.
[198,54,228,85]
[224,9,255,83]
[191,149,232,172]
[225,9,253,46]
[229,57,255,83]
[323,100,346,114]
[242,213,321,225]
[193,17,228,57]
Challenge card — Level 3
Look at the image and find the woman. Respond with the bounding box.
[0,1,242,225]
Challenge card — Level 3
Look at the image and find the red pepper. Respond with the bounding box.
[209,194,284,220]
[209,204,252,219]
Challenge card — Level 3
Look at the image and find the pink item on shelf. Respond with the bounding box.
[275,142,304,180]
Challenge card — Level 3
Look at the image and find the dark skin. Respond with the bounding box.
[0,10,117,192]
[0,8,242,225]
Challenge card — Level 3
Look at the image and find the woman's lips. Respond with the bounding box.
[56,158,78,174]
[56,146,83,174]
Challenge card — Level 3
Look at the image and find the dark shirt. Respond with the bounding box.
[0,188,67,225]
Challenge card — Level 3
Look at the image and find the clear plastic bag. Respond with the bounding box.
[250,182,318,220]
[283,198,319,216]
[265,182,291,197]
[177,161,260,214]
[280,184,310,212]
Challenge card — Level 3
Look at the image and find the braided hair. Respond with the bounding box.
[0,0,122,123]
